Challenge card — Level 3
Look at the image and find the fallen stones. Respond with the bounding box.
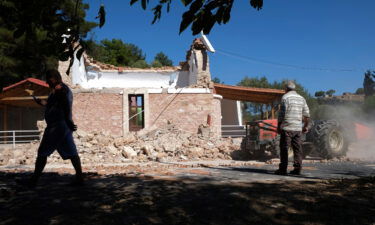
[106,145,119,156]
[198,124,211,138]
[187,147,204,158]
[12,149,24,158]
[114,134,136,148]
[76,129,88,139]
[0,122,247,166]
[83,142,92,148]
[122,146,137,159]
[141,145,153,156]
[162,144,175,153]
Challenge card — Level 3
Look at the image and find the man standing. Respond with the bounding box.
[276,81,310,175]
[21,69,83,186]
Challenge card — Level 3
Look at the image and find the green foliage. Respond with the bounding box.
[151,60,163,68]
[364,70,375,96]
[238,71,375,121]
[0,0,97,91]
[129,0,264,35]
[238,76,317,121]
[85,39,146,67]
[355,88,364,95]
[86,39,175,68]
[96,4,106,28]
[238,76,277,121]
[131,60,150,68]
[326,89,336,97]
[364,96,375,114]
[238,76,271,89]
[212,77,223,84]
[315,91,326,97]
[312,103,365,121]
[309,105,335,120]
[153,52,173,66]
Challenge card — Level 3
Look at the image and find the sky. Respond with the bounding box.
[83,0,375,95]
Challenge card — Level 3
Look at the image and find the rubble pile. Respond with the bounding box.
[0,123,245,166]
[0,142,38,166]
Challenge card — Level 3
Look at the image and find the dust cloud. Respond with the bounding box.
[314,104,375,161]
[347,120,375,161]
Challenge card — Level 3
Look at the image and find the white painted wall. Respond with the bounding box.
[79,70,181,89]
[71,52,87,85]
[236,101,243,126]
[176,71,190,87]
[188,50,198,85]
[71,55,191,89]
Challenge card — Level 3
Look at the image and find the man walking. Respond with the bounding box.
[275,81,310,175]
[21,69,83,186]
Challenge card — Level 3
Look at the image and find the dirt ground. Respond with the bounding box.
[1,162,374,225]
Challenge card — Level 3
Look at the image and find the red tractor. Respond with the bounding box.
[242,119,374,159]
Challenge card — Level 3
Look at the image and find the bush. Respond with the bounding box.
[364,95,375,114]
[131,60,150,68]
[151,60,163,68]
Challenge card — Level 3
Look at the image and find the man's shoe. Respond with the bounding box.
[289,169,301,175]
[275,169,287,175]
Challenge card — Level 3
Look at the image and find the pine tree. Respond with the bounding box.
[0,0,97,91]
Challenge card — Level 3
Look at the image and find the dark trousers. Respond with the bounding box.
[279,130,303,171]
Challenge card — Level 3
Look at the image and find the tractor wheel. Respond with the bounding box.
[312,120,349,159]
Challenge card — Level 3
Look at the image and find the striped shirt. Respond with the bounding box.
[278,91,310,131]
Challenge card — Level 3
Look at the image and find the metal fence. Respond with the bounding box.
[221,125,246,138]
[0,130,40,148]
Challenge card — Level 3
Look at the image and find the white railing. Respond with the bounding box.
[221,125,246,138]
[0,130,40,148]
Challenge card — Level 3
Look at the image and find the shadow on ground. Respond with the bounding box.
[0,171,374,225]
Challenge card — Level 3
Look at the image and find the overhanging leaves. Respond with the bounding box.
[250,0,263,10]
[0,0,97,88]
[13,29,25,39]
[181,0,193,6]
[179,11,195,34]
[152,5,162,24]
[142,0,147,9]
[96,4,106,28]
[130,0,264,34]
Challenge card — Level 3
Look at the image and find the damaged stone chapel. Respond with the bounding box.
[67,38,223,137]
[0,38,285,164]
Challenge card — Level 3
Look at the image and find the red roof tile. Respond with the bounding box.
[3,78,49,92]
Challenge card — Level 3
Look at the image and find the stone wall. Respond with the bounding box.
[148,93,221,137]
[187,38,213,88]
[211,96,222,137]
[73,92,123,136]
[71,91,222,137]
[58,60,72,86]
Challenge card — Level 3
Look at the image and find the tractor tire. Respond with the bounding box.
[312,120,349,159]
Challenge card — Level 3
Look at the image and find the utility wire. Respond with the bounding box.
[215,48,363,72]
